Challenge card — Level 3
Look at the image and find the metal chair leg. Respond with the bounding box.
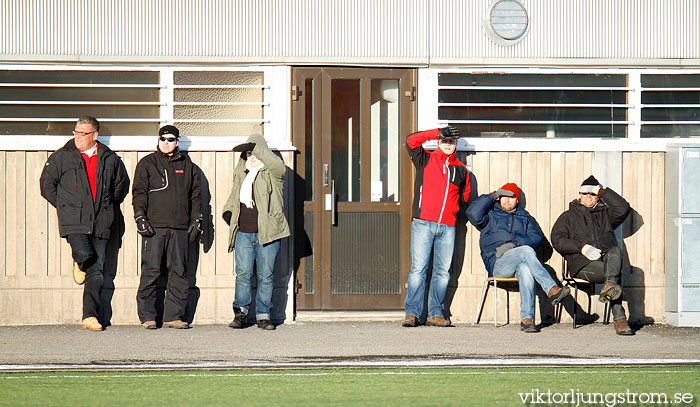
[506,289,510,325]
[493,279,498,327]
[474,277,489,324]
[573,282,579,329]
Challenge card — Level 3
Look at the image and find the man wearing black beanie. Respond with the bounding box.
[551,175,634,335]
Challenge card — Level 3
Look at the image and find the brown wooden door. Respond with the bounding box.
[292,67,416,310]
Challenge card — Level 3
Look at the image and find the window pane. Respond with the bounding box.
[0,70,159,136]
[0,105,158,119]
[174,88,262,103]
[439,73,626,87]
[0,87,159,101]
[173,105,262,120]
[304,79,314,202]
[452,124,627,138]
[331,79,360,202]
[174,71,265,137]
[438,73,628,138]
[0,70,158,84]
[370,79,400,202]
[173,122,262,137]
[641,74,700,138]
[174,71,263,85]
[641,125,700,138]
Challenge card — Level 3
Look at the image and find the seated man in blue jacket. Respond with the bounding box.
[466,183,570,333]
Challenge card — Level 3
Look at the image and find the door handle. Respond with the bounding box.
[331,179,337,226]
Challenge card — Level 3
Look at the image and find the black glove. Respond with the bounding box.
[135,216,155,237]
[222,211,232,226]
[188,216,203,243]
[495,242,516,258]
[438,126,460,140]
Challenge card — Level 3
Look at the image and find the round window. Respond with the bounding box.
[484,0,530,45]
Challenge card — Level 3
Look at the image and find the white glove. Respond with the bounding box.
[581,244,602,261]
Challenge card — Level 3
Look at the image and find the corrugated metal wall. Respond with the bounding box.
[1,0,698,64]
[432,0,700,63]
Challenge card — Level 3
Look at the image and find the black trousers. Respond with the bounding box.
[66,234,109,320]
[575,246,626,321]
[137,228,189,323]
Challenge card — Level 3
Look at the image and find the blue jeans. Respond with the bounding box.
[404,219,455,320]
[492,245,557,320]
[233,232,280,321]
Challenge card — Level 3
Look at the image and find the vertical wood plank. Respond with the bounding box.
[26,152,49,277]
[550,152,567,273]
[216,151,235,277]
[622,152,640,280]
[650,153,665,279]
[636,152,653,284]
[507,151,522,188]
[119,151,139,278]
[490,152,509,191]
[470,152,490,278]
[0,151,5,276]
[5,152,26,276]
[520,152,538,215]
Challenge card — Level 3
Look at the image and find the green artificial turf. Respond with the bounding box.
[1,366,698,406]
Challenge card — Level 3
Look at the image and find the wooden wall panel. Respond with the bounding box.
[25,152,48,277]
[5,152,26,277]
[0,151,5,276]
[0,150,668,325]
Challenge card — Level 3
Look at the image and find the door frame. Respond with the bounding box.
[292,67,417,310]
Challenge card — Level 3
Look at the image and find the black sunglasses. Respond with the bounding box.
[580,192,598,196]
[159,136,178,142]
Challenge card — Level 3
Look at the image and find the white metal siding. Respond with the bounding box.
[0,0,698,65]
[0,0,428,64]
[431,0,700,64]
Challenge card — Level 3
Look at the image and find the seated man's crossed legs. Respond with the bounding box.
[492,245,570,333]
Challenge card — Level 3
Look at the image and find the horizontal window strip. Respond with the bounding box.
[0,83,162,88]
[438,103,630,108]
[438,86,630,91]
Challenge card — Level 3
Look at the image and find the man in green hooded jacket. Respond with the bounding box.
[223,134,290,330]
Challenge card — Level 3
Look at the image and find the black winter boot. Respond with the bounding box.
[228,307,247,329]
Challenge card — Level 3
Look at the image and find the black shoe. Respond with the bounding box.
[228,307,247,329]
[257,319,276,330]
[520,318,538,333]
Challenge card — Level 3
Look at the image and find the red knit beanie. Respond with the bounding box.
[500,182,520,202]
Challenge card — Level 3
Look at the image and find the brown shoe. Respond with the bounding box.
[73,262,86,285]
[163,320,190,329]
[142,321,157,329]
[82,317,102,331]
[548,285,571,306]
[599,281,622,303]
[425,316,451,327]
[402,315,418,327]
[614,318,634,336]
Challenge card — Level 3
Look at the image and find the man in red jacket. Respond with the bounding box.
[402,126,470,327]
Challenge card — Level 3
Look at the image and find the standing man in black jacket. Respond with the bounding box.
[551,175,634,335]
[132,125,202,329]
[40,116,129,331]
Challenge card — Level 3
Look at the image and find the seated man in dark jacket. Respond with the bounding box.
[551,175,633,335]
[467,183,570,333]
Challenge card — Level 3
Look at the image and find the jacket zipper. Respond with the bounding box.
[418,185,423,209]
